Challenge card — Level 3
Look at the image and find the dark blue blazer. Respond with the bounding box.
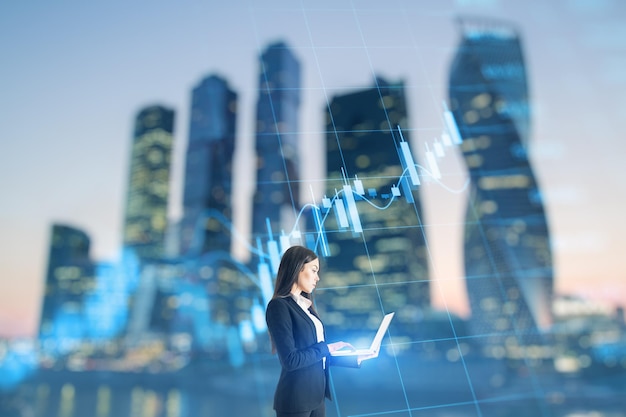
[265,296,358,413]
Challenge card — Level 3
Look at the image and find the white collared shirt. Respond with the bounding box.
[291,293,325,344]
[290,293,327,368]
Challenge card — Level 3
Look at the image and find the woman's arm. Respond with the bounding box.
[266,299,330,371]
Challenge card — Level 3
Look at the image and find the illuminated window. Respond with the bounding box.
[355,154,370,169]
[471,93,492,109]
[464,110,480,124]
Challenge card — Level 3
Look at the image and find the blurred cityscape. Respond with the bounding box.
[2,16,626,417]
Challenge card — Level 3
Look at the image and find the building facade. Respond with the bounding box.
[448,18,554,356]
[251,41,301,242]
[122,105,175,261]
[179,75,237,256]
[316,77,430,350]
[39,224,94,352]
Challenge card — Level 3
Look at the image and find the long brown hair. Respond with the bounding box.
[269,245,320,353]
[272,245,319,300]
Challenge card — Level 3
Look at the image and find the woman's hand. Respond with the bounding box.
[327,341,356,353]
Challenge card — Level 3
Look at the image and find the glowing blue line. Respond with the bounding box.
[353,176,365,195]
[443,101,463,145]
[425,144,442,179]
[347,7,417,414]
[190,170,467,269]
[433,140,445,157]
[343,184,363,233]
[401,10,484,417]
[279,233,291,254]
[258,261,273,306]
[312,205,330,257]
[441,131,453,146]
[334,197,350,228]
[267,239,280,275]
[297,4,352,413]
[398,128,420,186]
[359,193,396,210]
[348,390,558,417]
[400,176,415,204]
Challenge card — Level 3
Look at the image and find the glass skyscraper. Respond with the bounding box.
[316,77,430,349]
[39,223,94,352]
[251,41,301,241]
[448,18,553,355]
[122,105,175,261]
[179,75,237,256]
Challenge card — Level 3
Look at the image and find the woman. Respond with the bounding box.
[265,245,375,417]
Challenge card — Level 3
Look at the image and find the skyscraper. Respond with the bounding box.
[251,41,301,241]
[122,105,175,261]
[39,223,94,352]
[316,77,430,348]
[179,75,237,256]
[448,18,553,353]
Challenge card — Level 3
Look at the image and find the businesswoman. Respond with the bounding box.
[265,245,374,417]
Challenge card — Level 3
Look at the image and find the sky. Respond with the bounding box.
[1,0,625,338]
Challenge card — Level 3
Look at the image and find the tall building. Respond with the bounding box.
[316,77,430,349]
[179,75,237,256]
[39,224,95,352]
[251,41,301,241]
[448,18,553,354]
[122,105,175,261]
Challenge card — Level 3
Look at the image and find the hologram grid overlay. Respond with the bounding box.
[242,1,555,416]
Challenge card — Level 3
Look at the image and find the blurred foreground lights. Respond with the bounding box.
[445,343,470,362]
[489,373,505,388]
[446,348,460,362]
[554,354,591,373]
[170,333,192,353]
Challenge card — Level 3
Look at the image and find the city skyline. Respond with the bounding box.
[2,0,626,338]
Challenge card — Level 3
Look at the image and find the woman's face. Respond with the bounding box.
[293,258,320,294]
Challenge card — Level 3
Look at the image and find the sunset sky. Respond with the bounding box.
[1,0,625,338]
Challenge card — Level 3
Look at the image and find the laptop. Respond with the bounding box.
[330,312,395,356]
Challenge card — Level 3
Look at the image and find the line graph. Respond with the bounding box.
[180,121,468,338]
[167,116,471,359]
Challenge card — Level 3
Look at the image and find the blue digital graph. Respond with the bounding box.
[208,119,467,311]
[2,2,625,416]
